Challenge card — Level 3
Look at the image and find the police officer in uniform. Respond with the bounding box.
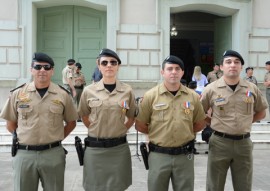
[62,58,76,97]
[135,55,206,191]
[207,63,223,83]
[0,52,78,191]
[78,48,137,191]
[263,61,270,118]
[74,62,86,109]
[201,50,268,191]
[244,67,258,85]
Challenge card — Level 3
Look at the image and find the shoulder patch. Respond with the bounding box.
[10,83,26,93]
[58,84,71,95]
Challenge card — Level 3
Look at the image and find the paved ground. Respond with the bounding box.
[1,147,270,191]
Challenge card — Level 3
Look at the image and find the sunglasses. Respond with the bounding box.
[33,65,53,71]
[100,60,118,66]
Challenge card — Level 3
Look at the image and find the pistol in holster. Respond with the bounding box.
[140,142,149,170]
[185,139,195,154]
[75,136,84,166]
[11,130,18,157]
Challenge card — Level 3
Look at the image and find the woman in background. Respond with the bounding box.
[192,66,208,94]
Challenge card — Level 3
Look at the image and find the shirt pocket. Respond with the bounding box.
[242,96,254,115]
[153,103,169,122]
[88,99,103,123]
[17,106,33,127]
[213,99,228,117]
[49,105,64,127]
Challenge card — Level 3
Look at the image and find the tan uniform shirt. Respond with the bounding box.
[0,82,78,145]
[62,66,74,85]
[264,72,270,89]
[136,83,206,147]
[201,77,268,134]
[74,71,86,87]
[78,79,136,138]
[243,76,258,86]
[207,70,223,83]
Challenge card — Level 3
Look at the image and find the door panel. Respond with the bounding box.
[74,6,106,83]
[214,17,232,63]
[37,6,73,85]
[37,6,106,85]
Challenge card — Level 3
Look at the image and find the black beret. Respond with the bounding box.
[76,63,82,69]
[99,48,121,64]
[67,59,76,65]
[32,52,54,67]
[265,61,270,65]
[245,67,253,73]
[223,50,244,65]
[163,55,184,70]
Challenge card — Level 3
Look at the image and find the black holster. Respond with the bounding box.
[185,139,195,154]
[140,142,149,170]
[11,131,18,157]
[75,136,84,166]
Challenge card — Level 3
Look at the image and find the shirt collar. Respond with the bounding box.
[96,79,124,92]
[159,82,189,95]
[27,82,57,94]
[217,77,248,88]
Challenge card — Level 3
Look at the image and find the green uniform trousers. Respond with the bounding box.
[83,143,132,191]
[13,146,66,191]
[207,134,253,191]
[148,151,194,191]
[74,87,83,109]
[266,89,270,115]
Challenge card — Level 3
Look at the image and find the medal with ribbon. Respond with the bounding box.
[245,90,252,103]
[122,101,127,114]
[184,101,190,114]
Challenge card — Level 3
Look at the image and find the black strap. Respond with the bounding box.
[18,141,61,151]
[148,142,189,155]
[214,131,250,140]
[74,85,84,89]
[85,136,127,148]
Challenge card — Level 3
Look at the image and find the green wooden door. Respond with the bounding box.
[37,6,106,84]
[214,17,232,64]
[73,6,106,83]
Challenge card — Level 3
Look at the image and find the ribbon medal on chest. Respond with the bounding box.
[122,101,127,114]
[184,101,191,114]
[18,92,31,103]
[245,90,252,103]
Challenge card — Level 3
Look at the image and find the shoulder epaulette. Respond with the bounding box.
[58,84,71,95]
[10,83,26,93]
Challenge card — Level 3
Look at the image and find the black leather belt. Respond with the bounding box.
[214,131,250,140]
[148,142,188,155]
[74,85,83,89]
[18,141,61,151]
[85,136,127,148]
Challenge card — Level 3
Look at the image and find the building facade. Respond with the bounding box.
[0,0,269,108]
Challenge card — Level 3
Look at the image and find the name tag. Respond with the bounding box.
[215,98,225,102]
[155,103,166,107]
[19,104,29,108]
